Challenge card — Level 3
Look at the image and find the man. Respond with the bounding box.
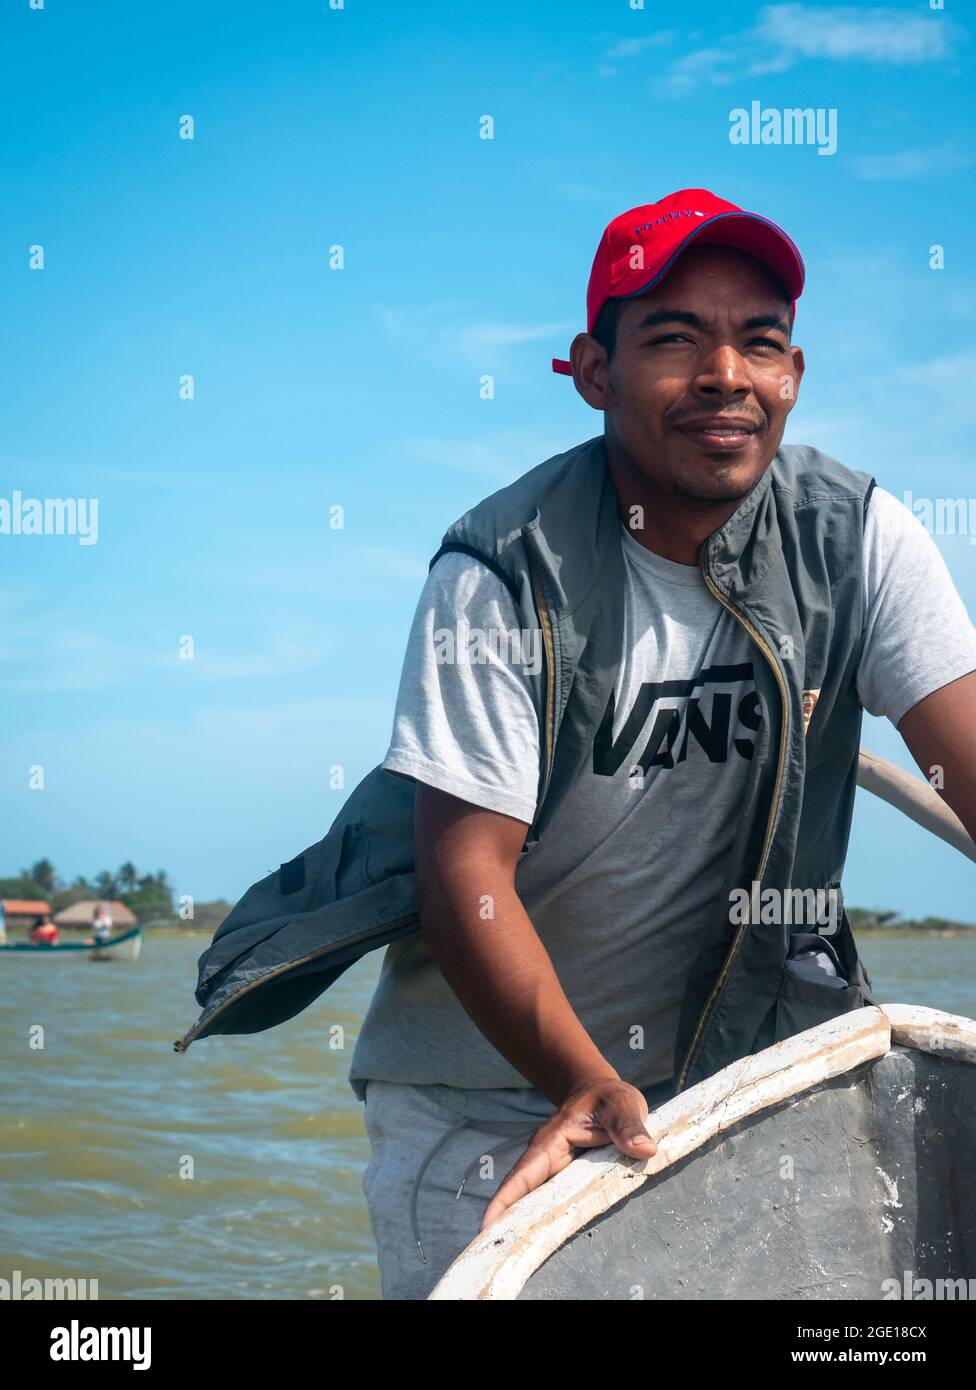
[89,902,113,946]
[349,188,976,1299]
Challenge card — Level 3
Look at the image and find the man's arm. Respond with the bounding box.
[415,782,657,1228]
[897,671,976,843]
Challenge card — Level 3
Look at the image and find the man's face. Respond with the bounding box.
[573,244,805,505]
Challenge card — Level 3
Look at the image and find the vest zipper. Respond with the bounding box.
[674,556,791,1094]
[526,547,557,802]
[172,911,418,1054]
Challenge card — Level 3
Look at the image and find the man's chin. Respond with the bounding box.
[668,451,769,505]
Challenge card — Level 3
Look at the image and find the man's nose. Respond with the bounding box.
[692,345,752,396]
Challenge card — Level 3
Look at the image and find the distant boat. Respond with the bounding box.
[0,926,143,961]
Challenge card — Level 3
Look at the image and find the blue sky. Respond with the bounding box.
[1,1,973,920]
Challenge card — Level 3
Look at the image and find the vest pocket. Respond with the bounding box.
[772,966,867,1044]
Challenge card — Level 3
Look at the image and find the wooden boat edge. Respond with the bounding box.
[428,1003,976,1301]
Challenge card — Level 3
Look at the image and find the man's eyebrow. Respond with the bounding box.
[741,312,791,335]
[633,308,704,332]
[633,308,791,336]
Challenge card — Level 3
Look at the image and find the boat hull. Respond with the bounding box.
[0,927,143,961]
[430,1006,976,1300]
[518,1044,976,1300]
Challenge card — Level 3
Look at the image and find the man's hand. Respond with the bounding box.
[479,1076,659,1231]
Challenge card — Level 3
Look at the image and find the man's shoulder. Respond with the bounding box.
[771,442,875,508]
[437,435,605,562]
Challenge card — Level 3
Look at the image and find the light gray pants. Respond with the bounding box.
[359,1075,675,1300]
[360,1080,552,1301]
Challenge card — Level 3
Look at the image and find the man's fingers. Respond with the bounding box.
[477,1090,662,1233]
[595,1094,658,1160]
[479,1140,576,1231]
[605,1118,658,1159]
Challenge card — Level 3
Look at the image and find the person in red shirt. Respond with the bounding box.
[30,914,59,946]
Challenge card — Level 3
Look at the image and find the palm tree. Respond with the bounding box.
[118,862,139,893]
[94,870,118,899]
[29,859,57,895]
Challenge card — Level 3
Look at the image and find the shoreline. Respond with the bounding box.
[855,927,976,938]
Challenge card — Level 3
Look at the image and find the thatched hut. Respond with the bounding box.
[53,899,137,929]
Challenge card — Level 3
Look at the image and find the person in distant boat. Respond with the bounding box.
[89,902,113,945]
[30,913,59,946]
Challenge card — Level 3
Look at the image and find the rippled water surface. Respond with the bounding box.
[1,934,384,1300]
[2,931,974,1299]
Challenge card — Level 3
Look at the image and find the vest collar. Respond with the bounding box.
[524,432,780,614]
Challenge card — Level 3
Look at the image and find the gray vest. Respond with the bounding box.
[176,435,876,1096]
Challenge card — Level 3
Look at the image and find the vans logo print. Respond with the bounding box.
[593,662,762,776]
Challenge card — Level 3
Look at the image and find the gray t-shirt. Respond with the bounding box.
[348,487,976,1102]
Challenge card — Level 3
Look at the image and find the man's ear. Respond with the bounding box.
[571,332,611,411]
[783,346,805,410]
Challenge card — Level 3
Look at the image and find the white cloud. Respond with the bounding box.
[373,300,467,339]
[600,32,676,77]
[891,352,976,428]
[454,320,575,353]
[603,29,681,74]
[664,47,741,94]
[404,432,571,483]
[1,629,149,693]
[375,301,575,370]
[854,143,973,181]
[603,32,676,61]
[754,4,950,64]
[0,622,330,693]
[660,3,957,94]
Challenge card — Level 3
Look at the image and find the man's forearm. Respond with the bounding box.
[899,672,976,844]
[418,865,617,1106]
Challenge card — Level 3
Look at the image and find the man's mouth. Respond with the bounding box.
[676,416,761,452]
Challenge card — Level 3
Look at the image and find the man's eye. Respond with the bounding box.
[646,335,785,350]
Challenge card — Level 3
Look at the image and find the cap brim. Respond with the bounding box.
[553,210,803,378]
[615,210,805,307]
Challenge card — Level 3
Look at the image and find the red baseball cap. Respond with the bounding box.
[552,187,805,374]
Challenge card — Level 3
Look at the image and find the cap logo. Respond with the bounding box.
[632,209,702,235]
